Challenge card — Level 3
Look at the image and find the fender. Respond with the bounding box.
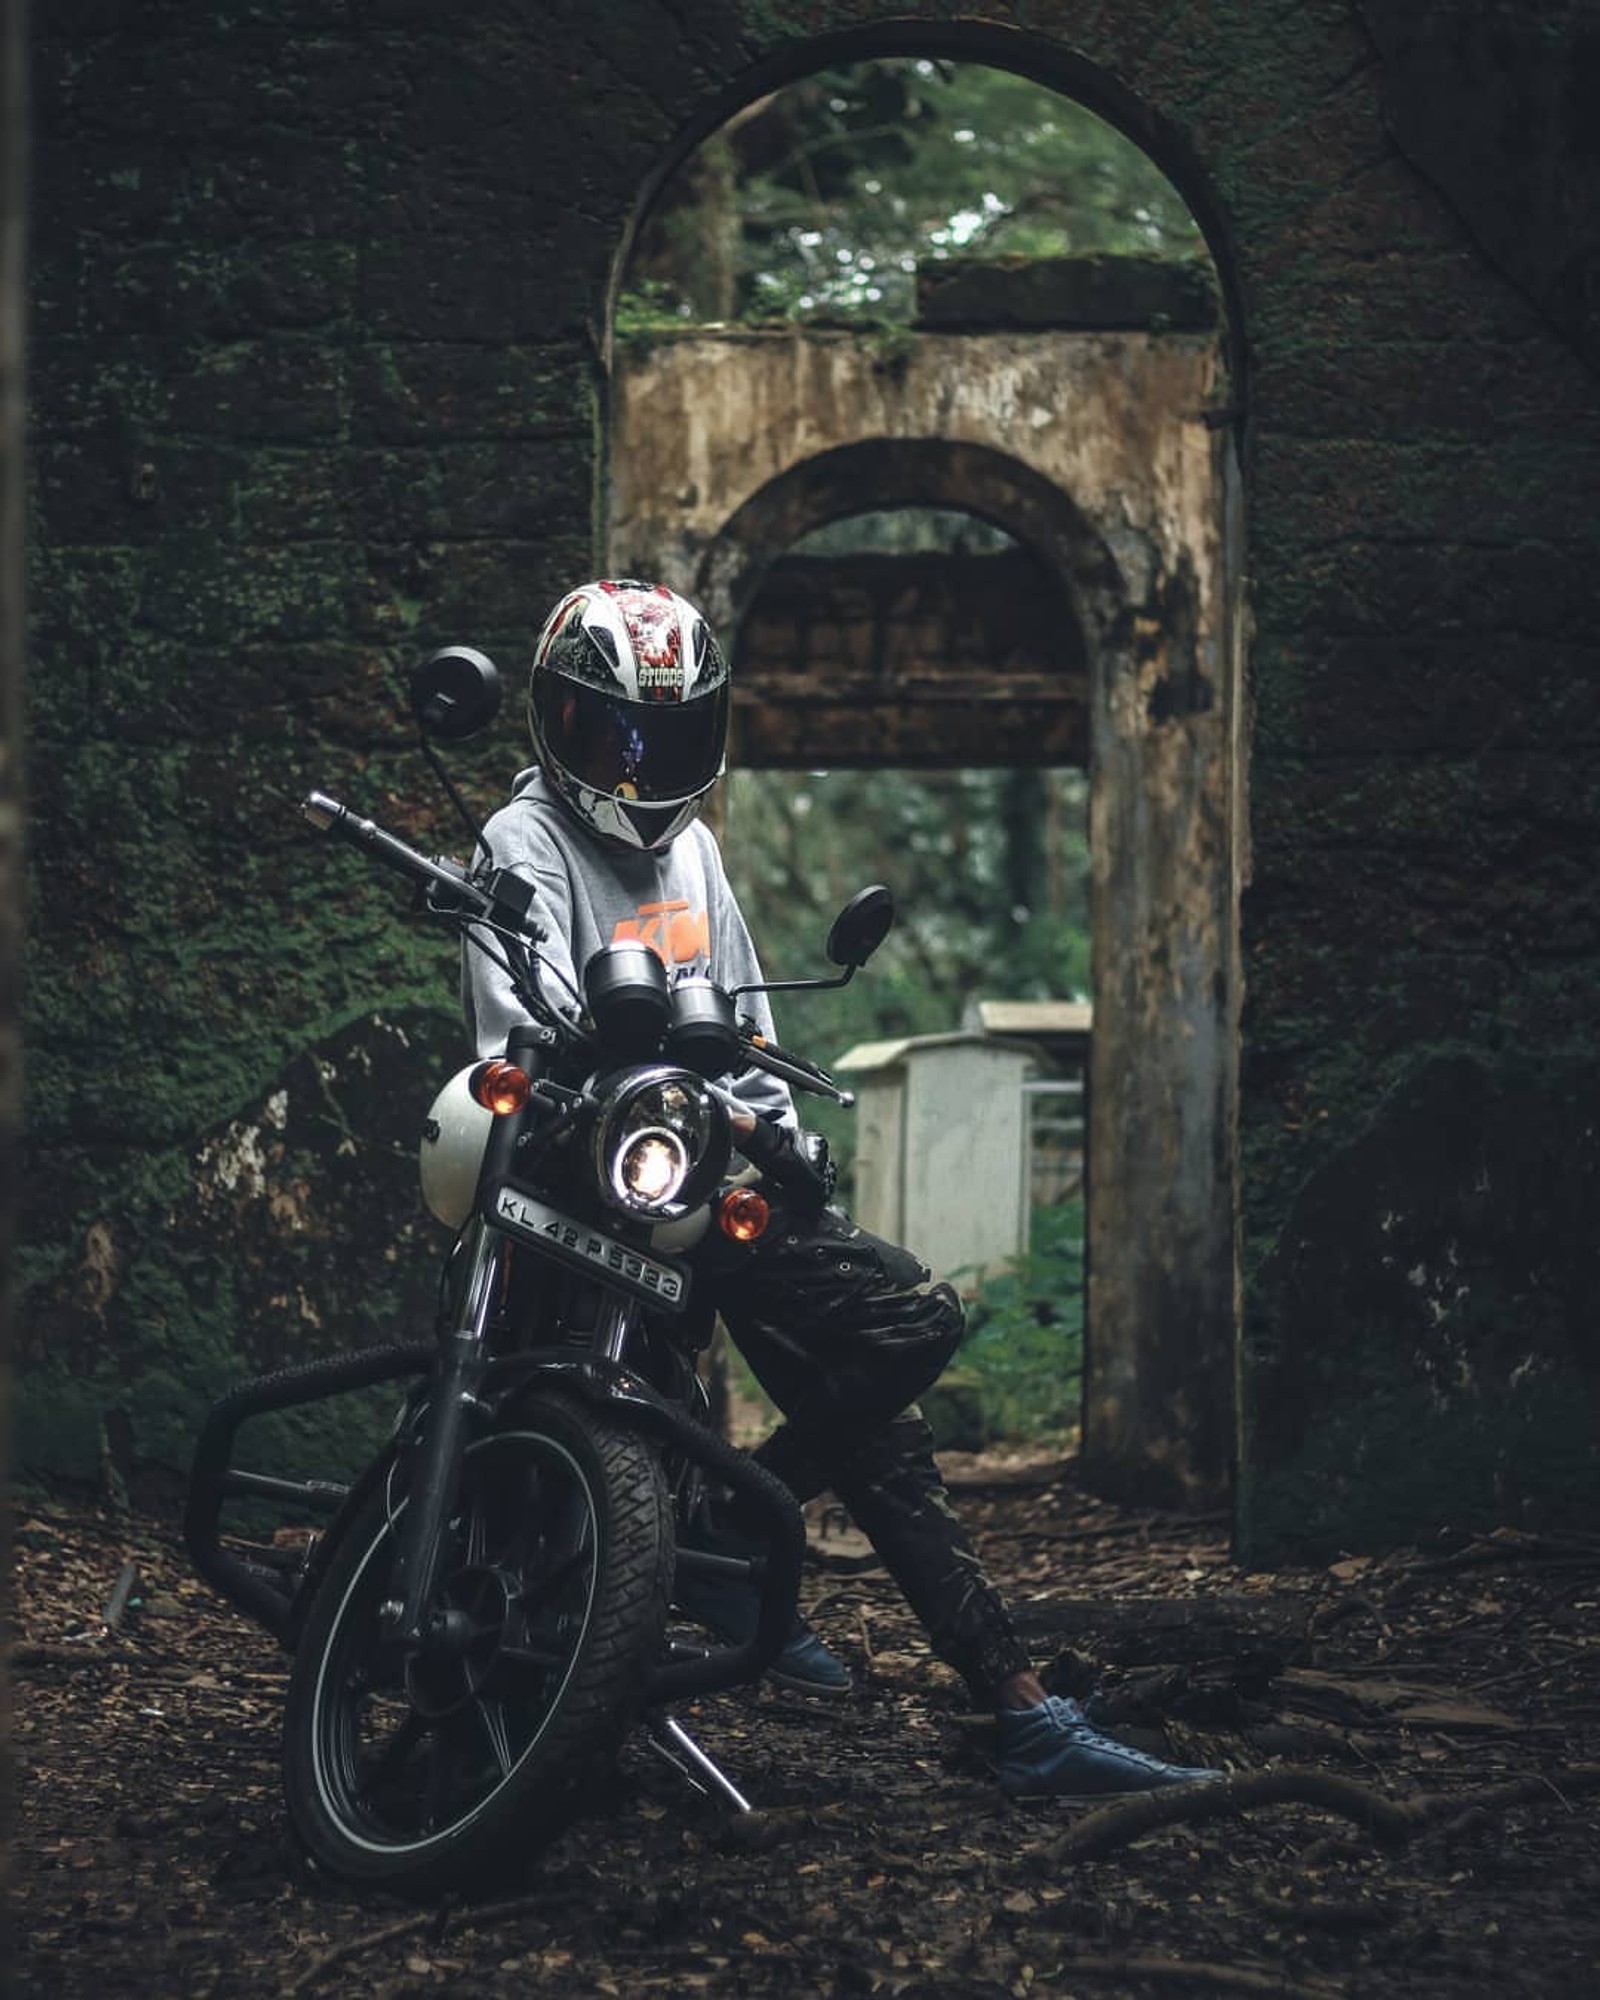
[486,1353,806,1700]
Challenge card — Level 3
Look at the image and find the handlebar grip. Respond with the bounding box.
[303,790,487,910]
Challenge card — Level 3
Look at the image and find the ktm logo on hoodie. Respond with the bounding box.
[612,898,710,968]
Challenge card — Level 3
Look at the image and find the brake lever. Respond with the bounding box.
[738,1031,855,1107]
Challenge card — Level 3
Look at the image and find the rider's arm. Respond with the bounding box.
[462,822,579,1059]
[697,824,797,1131]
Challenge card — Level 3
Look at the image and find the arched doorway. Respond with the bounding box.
[694,438,1099,770]
[607,48,1244,1512]
[735,503,1088,770]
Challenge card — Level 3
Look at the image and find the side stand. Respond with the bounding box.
[644,1712,752,1814]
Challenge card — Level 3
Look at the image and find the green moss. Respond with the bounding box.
[16,1364,121,1485]
[1238,1372,1600,1566]
[1236,1049,1600,1560]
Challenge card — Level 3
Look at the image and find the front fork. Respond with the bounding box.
[380,1019,577,1651]
[379,1232,644,1652]
[378,1218,501,1648]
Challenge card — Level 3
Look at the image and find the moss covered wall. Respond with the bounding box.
[25,3,609,1493]
[24,1,1600,1553]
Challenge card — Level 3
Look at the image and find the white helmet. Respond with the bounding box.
[528,579,730,853]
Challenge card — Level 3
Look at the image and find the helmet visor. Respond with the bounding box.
[535,674,729,805]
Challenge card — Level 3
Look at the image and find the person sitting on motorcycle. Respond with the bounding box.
[463,577,1219,1801]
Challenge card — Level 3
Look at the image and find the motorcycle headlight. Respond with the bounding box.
[592,1066,731,1219]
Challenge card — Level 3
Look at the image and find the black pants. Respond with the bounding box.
[695,1202,1032,1702]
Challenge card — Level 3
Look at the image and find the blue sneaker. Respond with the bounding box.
[673,1557,852,1697]
[996,1695,1223,1800]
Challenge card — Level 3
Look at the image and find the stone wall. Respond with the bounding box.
[1,0,23,1511]
[23,2,1600,1552]
[24,4,607,1491]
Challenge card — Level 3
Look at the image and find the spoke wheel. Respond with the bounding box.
[284,1395,671,1891]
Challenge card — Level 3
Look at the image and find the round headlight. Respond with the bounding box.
[614,1126,690,1207]
[592,1066,731,1219]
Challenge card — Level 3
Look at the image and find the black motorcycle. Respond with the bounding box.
[186,646,893,1891]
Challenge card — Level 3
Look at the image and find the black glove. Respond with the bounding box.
[738,1118,836,1215]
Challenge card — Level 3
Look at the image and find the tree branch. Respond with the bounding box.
[1034,1763,1600,1866]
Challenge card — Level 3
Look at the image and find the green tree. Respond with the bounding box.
[626,58,1202,326]
[723,762,1089,1173]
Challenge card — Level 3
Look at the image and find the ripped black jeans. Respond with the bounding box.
[693,1201,1032,1703]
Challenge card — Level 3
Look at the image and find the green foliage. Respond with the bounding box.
[623,57,1202,327]
[723,763,1090,1175]
[955,1200,1085,1443]
[612,276,695,342]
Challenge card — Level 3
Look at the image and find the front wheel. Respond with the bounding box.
[283,1393,672,1892]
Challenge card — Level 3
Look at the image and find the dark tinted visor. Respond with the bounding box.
[535,674,728,803]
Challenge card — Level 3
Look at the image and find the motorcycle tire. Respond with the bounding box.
[283,1392,672,1892]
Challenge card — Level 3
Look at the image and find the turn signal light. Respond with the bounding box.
[718,1187,770,1243]
[472,1061,531,1116]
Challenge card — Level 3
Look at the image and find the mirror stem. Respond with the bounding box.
[730,965,857,1002]
[419,733,492,865]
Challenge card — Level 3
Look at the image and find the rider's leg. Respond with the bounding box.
[711,1203,1223,1796]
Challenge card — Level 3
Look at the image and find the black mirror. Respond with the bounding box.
[827,885,895,970]
[409,646,502,742]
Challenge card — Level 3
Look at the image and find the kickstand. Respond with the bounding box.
[644,1712,753,1815]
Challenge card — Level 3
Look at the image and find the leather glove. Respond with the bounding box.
[738,1118,836,1215]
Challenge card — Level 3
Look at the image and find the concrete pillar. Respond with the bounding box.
[1081,458,1237,1512]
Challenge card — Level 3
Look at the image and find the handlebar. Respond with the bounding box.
[304,791,544,942]
[741,1032,854,1108]
[305,789,848,1104]
[304,791,486,905]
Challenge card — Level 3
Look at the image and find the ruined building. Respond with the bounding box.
[16,2,1600,1556]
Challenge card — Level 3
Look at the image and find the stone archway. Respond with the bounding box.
[701,435,1102,769]
[610,317,1239,1507]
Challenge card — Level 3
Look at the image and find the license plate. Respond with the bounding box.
[491,1184,690,1313]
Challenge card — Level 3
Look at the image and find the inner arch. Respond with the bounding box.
[697,435,1124,651]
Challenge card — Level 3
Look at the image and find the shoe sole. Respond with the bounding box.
[766,1667,852,1699]
[671,1633,853,1700]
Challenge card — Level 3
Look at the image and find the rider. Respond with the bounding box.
[463,577,1220,1801]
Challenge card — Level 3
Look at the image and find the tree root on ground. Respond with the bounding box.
[1035,1763,1600,1865]
[1040,1956,1343,1997]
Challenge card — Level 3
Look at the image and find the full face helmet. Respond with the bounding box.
[528,579,730,853]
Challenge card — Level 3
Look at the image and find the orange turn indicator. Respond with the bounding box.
[472,1061,531,1116]
[718,1187,770,1243]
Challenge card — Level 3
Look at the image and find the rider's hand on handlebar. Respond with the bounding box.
[731,1113,835,1214]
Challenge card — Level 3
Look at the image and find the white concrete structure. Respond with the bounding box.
[835,1032,1039,1291]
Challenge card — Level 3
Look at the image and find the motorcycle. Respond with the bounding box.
[185,645,894,1892]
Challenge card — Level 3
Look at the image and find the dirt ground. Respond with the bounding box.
[12,1452,1600,1999]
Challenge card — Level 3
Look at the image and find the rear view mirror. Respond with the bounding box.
[827,885,895,970]
[409,646,502,742]
[730,883,897,1006]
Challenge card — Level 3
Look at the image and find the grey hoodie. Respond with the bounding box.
[462,767,795,1126]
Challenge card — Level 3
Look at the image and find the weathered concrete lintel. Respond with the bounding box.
[916,254,1221,333]
[732,702,1089,771]
[609,325,1224,617]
